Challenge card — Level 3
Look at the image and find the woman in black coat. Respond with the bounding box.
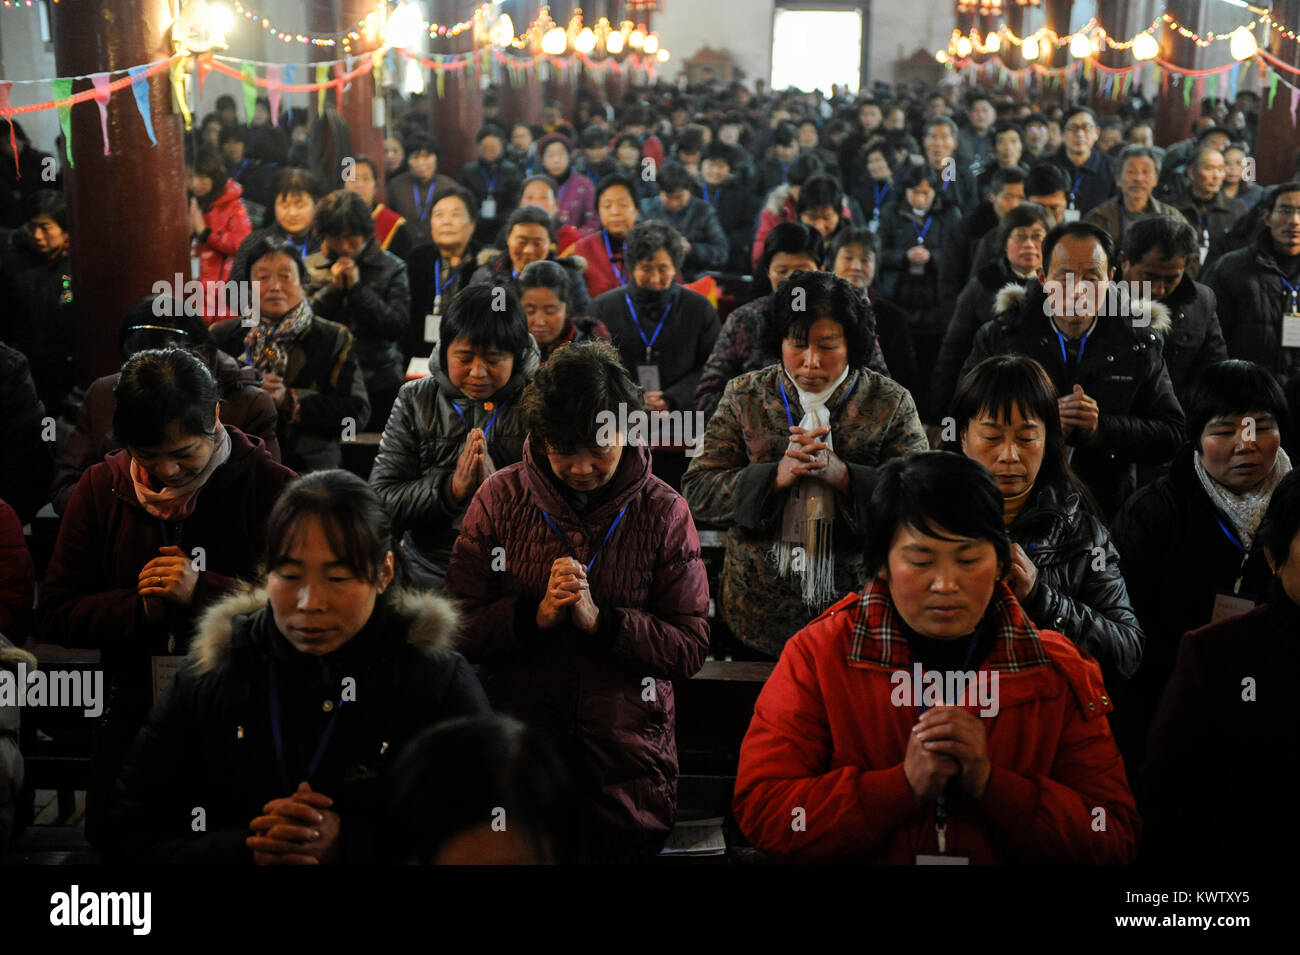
[953,354,1144,682]
[1111,359,1292,773]
[106,470,489,864]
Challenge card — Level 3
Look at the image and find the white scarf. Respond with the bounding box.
[1194,447,1292,550]
[772,366,851,611]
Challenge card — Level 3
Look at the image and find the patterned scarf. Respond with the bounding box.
[1194,447,1292,550]
[771,365,851,612]
[241,298,314,376]
[129,422,231,520]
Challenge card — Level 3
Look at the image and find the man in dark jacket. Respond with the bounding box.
[306,191,410,431]
[961,221,1185,518]
[639,163,728,281]
[1202,181,1300,385]
[591,220,721,413]
[922,116,979,214]
[697,142,760,274]
[1119,215,1227,407]
[385,131,456,246]
[458,125,524,247]
[1169,146,1247,274]
[1036,105,1116,217]
[106,584,489,862]
[0,342,53,525]
[938,166,1026,310]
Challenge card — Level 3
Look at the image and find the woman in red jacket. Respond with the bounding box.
[188,148,253,322]
[445,341,710,863]
[733,451,1138,864]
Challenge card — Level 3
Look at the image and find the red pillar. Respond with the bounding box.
[322,0,387,192]
[1256,0,1300,187]
[1041,0,1074,105]
[428,0,484,177]
[497,2,544,127]
[1094,0,1137,115]
[52,0,188,386]
[1154,0,1204,148]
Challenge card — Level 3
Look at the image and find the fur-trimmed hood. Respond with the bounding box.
[992,281,1171,335]
[188,585,460,675]
[764,182,796,217]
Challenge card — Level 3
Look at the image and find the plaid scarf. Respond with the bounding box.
[241,298,314,376]
[848,577,1051,672]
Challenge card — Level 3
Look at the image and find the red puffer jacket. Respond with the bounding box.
[733,578,1138,864]
[196,179,253,321]
[445,438,710,859]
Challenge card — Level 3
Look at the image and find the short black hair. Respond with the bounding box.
[263,469,398,588]
[218,125,247,146]
[624,219,684,272]
[796,174,843,215]
[1041,220,1116,274]
[431,184,478,222]
[1193,125,1233,145]
[594,171,638,206]
[1116,144,1162,176]
[758,221,825,287]
[24,189,67,229]
[521,340,642,453]
[787,152,825,188]
[995,202,1054,254]
[656,163,694,196]
[404,131,439,156]
[505,204,555,239]
[828,225,879,264]
[476,124,507,143]
[190,148,229,194]
[517,259,572,310]
[1258,470,1300,568]
[1122,214,1199,264]
[702,141,733,165]
[383,715,578,864]
[1024,163,1070,198]
[896,162,933,192]
[246,234,309,283]
[675,127,705,156]
[438,283,531,374]
[314,189,375,238]
[351,153,380,182]
[763,270,875,371]
[111,348,220,449]
[276,167,322,201]
[991,120,1024,146]
[579,126,610,150]
[1261,181,1300,213]
[773,122,798,148]
[1062,104,1099,127]
[989,165,1027,196]
[864,452,1011,577]
[921,116,959,139]
[1183,360,1289,455]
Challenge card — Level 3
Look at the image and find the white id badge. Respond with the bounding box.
[191,254,202,280]
[481,196,497,219]
[916,854,970,865]
[1062,207,1081,223]
[637,364,661,391]
[152,655,186,704]
[424,312,438,343]
[1198,243,1210,265]
[1282,313,1300,348]
[1210,592,1254,623]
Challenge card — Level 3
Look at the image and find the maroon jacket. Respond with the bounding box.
[0,499,34,640]
[445,439,710,858]
[50,351,280,515]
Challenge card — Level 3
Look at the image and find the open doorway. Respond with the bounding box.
[770,7,863,96]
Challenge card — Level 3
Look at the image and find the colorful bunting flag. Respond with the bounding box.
[266,65,281,125]
[90,72,111,155]
[127,66,156,146]
[51,77,73,167]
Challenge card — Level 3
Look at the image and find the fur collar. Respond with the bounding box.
[189,585,460,675]
[992,281,1171,334]
[764,182,795,216]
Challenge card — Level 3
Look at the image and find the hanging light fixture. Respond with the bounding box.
[643,33,659,55]
[575,27,597,53]
[541,26,568,56]
[173,0,235,54]
[985,31,1001,53]
[1229,26,1258,61]
[956,35,973,58]
[629,26,646,50]
[384,2,423,50]
[656,48,670,63]
[488,13,515,48]
[1069,33,1093,59]
[1132,31,1159,61]
[1022,35,1040,61]
[606,29,626,54]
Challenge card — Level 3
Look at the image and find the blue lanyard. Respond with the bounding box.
[540,505,628,575]
[434,258,458,300]
[702,184,711,204]
[412,181,436,221]
[481,165,498,192]
[1280,274,1299,310]
[911,215,934,244]
[449,398,507,438]
[1055,323,1093,367]
[777,375,858,428]
[294,236,309,260]
[1069,175,1084,205]
[157,518,184,551]
[266,656,343,793]
[1215,517,1246,554]
[624,294,672,361]
[873,181,890,209]
[236,159,248,179]
[602,229,625,285]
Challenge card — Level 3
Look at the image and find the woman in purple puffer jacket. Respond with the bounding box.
[537,133,597,236]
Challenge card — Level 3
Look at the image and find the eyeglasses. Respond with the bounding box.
[1273,205,1300,220]
[1009,230,1047,244]
[1064,123,1096,134]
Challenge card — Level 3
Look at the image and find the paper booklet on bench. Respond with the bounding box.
[658,817,726,856]
[406,356,431,380]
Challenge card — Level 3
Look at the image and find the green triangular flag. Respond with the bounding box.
[241,61,257,124]
[315,63,329,116]
[1208,73,1217,101]
[435,69,445,99]
[1183,74,1192,108]
[51,77,74,168]
[1269,71,1279,109]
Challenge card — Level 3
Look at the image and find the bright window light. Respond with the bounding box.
[771,8,862,95]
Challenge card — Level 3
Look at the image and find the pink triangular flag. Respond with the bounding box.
[266,65,282,125]
[91,72,112,156]
[0,82,17,177]
[1291,87,1300,127]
